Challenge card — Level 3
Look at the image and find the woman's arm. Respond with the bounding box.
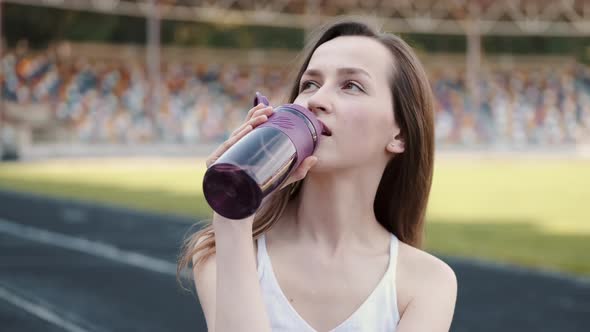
[192,97,318,331]
[396,258,458,332]
[193,213,271,332]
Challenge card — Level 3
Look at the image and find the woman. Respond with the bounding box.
[178,18,457,332]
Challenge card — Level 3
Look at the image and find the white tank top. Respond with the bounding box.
[256,233,400,332]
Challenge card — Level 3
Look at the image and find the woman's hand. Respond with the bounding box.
[204,102,318,203]
[279,156,318,190]
[205,102,274,169]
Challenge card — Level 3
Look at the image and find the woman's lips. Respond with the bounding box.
[318,120,332,136]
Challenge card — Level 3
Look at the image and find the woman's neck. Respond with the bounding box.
[284,166,391,256]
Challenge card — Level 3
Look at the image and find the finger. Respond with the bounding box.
[206,124,253,167]
[230,123,248,137]
[249,114,269,127]
[230,106,274,136]
[249,106,274,122]
[280,156,318,189]
[245,103,268,121]
[299,156,318,176]
[207,124,252,167]
[205,157,217,168]
[214,112,271,167]
[230,113,270,137]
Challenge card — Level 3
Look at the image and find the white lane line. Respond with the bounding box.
[0,217,177,276]
[0,285,91,332]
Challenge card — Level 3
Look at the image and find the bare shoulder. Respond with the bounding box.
[396,240,458,316]
[397,241,457,285]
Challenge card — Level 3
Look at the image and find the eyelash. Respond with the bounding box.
[299,80,365,93]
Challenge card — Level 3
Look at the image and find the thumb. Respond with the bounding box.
[294,156,318,179]
[299,156,319,178]
[308,156,319,170]
[280,156,319,190]
[302,156,318,173]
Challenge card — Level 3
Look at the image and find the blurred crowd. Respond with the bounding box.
[2,47,590,147]
[1,47,290,144]
[431,65,590,147]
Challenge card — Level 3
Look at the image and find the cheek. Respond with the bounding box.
[345,112,372,134]
[343,106,394,143]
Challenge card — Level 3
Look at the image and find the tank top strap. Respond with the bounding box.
[387,233,399,281]
[256,233,269,279]
[371,233,399,297]
[386,233,400,323]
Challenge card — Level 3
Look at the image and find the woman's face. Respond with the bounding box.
[294,36,404,172]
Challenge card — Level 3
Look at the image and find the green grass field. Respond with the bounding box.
[0,157,588,277]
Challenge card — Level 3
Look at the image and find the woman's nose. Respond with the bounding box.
[307,90,331,114]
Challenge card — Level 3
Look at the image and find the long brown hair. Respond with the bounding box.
[177,17,435,282]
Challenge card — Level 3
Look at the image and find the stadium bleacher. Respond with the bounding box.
[2,45,589,146]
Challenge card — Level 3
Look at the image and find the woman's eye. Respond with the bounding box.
[299,80,364,93]
[299,80,318,92]
[343,81,363,92]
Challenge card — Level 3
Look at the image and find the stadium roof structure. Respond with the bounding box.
[4,0,590,36]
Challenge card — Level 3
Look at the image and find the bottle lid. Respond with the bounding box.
[254,91,270,107]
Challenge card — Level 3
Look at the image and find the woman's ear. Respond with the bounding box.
[386,136,405,154]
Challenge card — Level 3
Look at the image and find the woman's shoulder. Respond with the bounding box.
[397,240,456,283]
[395,240,457,314]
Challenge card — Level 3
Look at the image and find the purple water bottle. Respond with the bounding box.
[202,92,326,220]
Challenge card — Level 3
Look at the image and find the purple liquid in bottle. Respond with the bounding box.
[203,92,324,220]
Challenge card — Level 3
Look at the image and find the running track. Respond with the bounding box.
[0,190,588,331]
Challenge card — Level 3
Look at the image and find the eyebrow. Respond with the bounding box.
[302,67,372,79]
